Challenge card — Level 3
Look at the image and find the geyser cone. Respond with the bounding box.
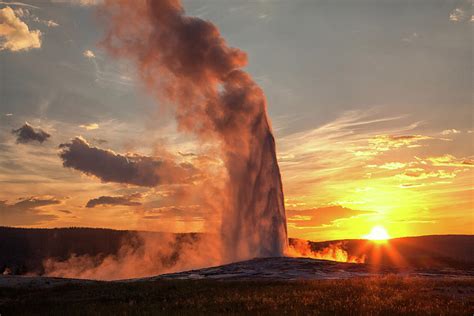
[102,0,288,261]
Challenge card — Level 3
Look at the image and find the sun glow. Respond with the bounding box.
[364,226,390,242]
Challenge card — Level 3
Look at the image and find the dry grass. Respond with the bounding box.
[1,276,473,315]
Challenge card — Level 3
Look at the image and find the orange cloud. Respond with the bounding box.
[367,134,431,152]
[0,6,41,51]
[86,193,142,208]
[0,196,60,226]
[79,123,99,130]
[374,162,407,170]
[426,154,473,168]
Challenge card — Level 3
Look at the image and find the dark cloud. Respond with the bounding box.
[92,138,108,145]
[0,197,60,226]
[86,193,142,208]
[59,137,196,187]
[141,205,206,222]
[12,123,50,144]
[178,151,196,157]
[287,206,374,228]
[142,215,161,220]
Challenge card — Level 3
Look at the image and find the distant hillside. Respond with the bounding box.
[0,227,200,275]
[0,227,472,276]
[300,235,474,270]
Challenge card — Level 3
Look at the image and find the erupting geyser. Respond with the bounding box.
[102,0,287,260]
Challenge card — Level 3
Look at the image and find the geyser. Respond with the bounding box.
[102,0,287,260]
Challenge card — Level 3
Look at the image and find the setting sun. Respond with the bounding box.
[364,226,390,242]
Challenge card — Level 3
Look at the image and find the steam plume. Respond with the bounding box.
[101,0,287,260]
[287,239,366,264]
[44,233,222,280]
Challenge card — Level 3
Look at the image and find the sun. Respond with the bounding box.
[364,226,390,242]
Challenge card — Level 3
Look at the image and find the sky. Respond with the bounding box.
[0,0,472,241]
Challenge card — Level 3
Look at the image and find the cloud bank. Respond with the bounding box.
[59,137,196,187]
[0,196,59,226]
[86,193,142,208]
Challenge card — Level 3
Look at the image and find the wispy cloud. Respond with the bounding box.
[33,16,58,28]
[79,49,136,88]
[79,123,99,130]
[86,193,142,208]
[426,154,473,168]
[402,32,418,43]
[0,196,60,226]
[374,162,406,170]
[441,129,461,135]
[13,8,59,27]
[0,2,39,9]
[277,110,427,195]
[50,0,101,6]
[277,109,473,239]
[449,8,466,22]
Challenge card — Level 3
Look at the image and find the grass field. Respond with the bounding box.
[1,276,473,315]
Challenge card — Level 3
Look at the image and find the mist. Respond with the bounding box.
[45,0,288,279]
[100,0,288,260]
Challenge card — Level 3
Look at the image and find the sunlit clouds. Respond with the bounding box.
[0,6,41,51]
[79,123,99,130]
[50,0,102,6]
[450,8,466,22]
[441,129,461,135]
[0,0,472,243]
[426,155,473,168]
[448,0,472,23]
[278,110,473,241]
[83,49,95,59]
[13,7,59,27]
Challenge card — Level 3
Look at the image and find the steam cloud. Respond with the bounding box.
[44,0,288,279]
[44,233,222,280]
[101,0,287,260]
[287,239,366,264]
[12,123,50,144]
[59,137,196,187]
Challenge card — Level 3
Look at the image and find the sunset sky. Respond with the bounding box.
[0,0,472,241]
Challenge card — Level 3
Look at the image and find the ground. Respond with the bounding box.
[1,276,473,315]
